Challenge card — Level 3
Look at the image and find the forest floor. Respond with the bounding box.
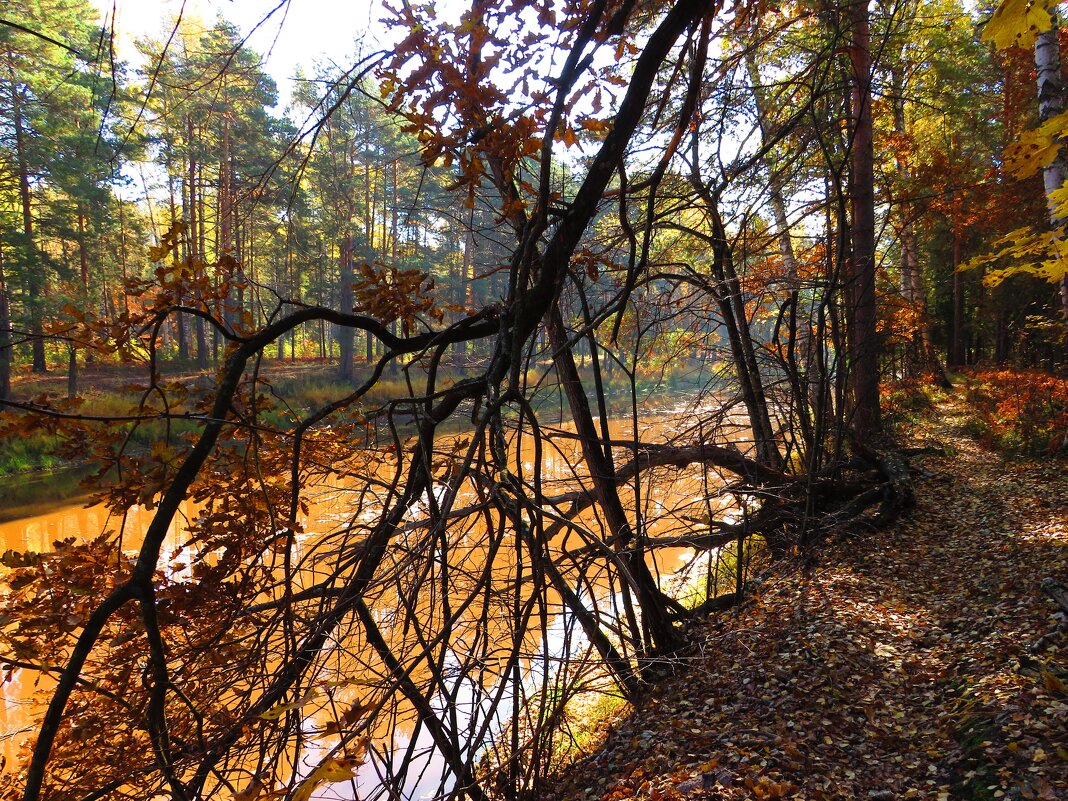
[548,389,1068,801]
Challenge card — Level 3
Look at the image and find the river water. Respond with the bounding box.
[0,402,747,798]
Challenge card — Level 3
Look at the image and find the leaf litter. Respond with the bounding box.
[547,391,1068,800]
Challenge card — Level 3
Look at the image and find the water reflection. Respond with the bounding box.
[0,406,747,799]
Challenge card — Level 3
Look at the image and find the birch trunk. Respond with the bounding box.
[1034,21,1068,327]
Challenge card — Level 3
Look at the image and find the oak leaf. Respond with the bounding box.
[1040,669,1066,696]
[292,750,366,801]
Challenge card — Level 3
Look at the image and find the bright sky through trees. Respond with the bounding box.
[89,0,386,104]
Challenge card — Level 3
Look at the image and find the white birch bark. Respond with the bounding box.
[1034,20,1068,326]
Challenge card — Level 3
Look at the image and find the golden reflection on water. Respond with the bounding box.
[0,407,745,796]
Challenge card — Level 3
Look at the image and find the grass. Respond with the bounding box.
[553,689,631,762]
[0,355,735,481]
[0,389,203,479]
[265,369,431,413]
[668,536,766,612]
[0,361,452,479]
[0,430,67,476]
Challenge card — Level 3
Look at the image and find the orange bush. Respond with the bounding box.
[963,369,1068,455]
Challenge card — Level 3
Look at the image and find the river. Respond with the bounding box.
[0,401,748,799]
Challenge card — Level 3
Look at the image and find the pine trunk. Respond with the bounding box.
[338,235,355,380]
[951,231,966,366]
[0,242,11,400]
[11,77,46,372]
[745,53,799,286]
[194,154,209,368]
[846,0,881,438]
[890,65,949,386]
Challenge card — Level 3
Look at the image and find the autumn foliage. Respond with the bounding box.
[4,1,1068,800]
[962,369,1068,455]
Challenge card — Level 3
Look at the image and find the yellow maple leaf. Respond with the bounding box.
[963,226,1068,287]
[292,755,363,801]
[1048,185,1068,217]
[1004,127,1058,178]
[961,227,1041,274]
[1039,238,1068,282]
[982,0,1053,51]
[1004,110,1068,179]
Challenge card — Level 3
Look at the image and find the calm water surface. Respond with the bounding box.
[0,402,744,797]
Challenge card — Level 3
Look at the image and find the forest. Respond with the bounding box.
[0,0,1066,800]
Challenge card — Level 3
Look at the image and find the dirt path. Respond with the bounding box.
[550,394,1068,801]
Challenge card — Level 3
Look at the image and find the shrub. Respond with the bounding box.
[962,369,1068,456]
[881,377,940,432]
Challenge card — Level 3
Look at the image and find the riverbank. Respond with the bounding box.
[0,358,722,480]
[547,387,1068,800]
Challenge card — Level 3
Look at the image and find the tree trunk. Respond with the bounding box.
[117,201,131,317]
[219,117,242,331]
[708,204,784,470]
[1033,20,1068,329]
[744,54,799,286]
[66,346,77,399]
[951,230,966,366]
[846,0,881,438]
[546,304,682,657]
[461,204,476,363]
[180,141,193,365]
[338,235,355,380]
[10,76,46,373]
[192,150,208,369]
[166,150,187,364]
[73,209,96,368]
[889,65,949,387]
[687,129,783,469]
[220,121,232,256]
[0,241,11,400]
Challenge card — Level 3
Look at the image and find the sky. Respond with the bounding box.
[90,0,392,105]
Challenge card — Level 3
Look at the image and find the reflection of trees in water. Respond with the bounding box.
[301,412,750,800]
[1,386,773,801]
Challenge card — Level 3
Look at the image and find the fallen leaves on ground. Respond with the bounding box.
[548,391,1068,800]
